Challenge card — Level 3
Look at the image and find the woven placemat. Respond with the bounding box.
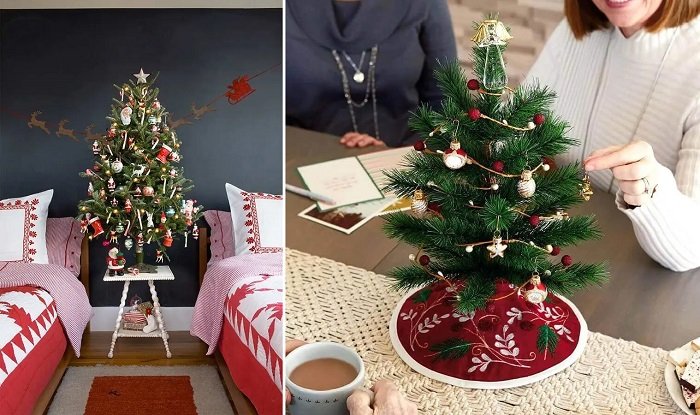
[285,249,683,415]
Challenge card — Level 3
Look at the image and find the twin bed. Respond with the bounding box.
[0,219,92,415]
[192,215,283,415]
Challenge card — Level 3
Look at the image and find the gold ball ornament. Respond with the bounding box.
[517,170,536,198]
[411,189,428,216]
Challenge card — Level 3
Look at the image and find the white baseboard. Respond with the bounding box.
[90,307,194,331]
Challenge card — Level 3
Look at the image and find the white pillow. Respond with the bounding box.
[225,183,283,255]
[0,189,53,263]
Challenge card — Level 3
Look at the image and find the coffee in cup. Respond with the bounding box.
[286,342,365,415]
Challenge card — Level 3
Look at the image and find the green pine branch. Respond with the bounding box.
[537,325,558,356]
[429,338,471,361]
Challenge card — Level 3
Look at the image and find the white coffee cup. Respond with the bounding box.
[286,342,365,415]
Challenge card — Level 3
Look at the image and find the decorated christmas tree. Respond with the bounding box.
[384,19,608,314]
[78,68,203,272]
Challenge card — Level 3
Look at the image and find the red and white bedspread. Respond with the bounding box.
[191,253,282,415]
[0,286,65,415]
[0,262,92,356]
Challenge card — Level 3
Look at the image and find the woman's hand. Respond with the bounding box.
[340,132,384,148]
[584,141,659,206]
[347,380,418,415]
[285,339,307,405]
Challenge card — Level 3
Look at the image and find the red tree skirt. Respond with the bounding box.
[389,280,587,389]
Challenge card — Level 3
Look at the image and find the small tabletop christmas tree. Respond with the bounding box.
[384,19,607,314]
[78,68,203,272]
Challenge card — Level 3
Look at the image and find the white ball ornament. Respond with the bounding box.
[527,121,536,129]
[546,244,553,253]
[111,160,123,174]
[465,245,474,253]
[409,254,416,261]
[543,163,550,171]
[442,140,468,170]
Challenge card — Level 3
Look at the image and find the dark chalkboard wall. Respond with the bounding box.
[0,8,282,306]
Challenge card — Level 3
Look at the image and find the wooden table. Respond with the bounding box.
[286,126,700,350]
[104,266,173,359]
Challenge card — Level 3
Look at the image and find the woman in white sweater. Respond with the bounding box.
[527,0,700,271]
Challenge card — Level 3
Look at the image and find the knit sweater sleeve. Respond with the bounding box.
[525,20,569,90]
[616,96,700,272]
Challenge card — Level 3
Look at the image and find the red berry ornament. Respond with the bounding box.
[427,202,441,214]
[468,108,481,121]
[550,246,561,256]
[561,255,573,267]
[419,255,430,266]
[467,79,480,90]
[533,114,545,125]
[413,140,425,151]
[529,215,541,227]
[491,160,505,173]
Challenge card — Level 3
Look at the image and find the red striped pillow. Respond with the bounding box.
[203,210,235,263]
[46,217,83,276]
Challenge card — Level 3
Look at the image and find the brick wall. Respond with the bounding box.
[447,0,564,83]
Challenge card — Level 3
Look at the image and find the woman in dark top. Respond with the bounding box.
[286,0,458,148]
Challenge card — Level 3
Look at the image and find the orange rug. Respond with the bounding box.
[85,376,197,415]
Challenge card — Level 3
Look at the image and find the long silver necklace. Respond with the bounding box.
[332,45,380,139]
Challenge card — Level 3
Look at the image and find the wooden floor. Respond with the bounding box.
[67,331,256,414]
[73,331,215,366]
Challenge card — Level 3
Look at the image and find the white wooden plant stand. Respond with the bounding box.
[104,265,174,358]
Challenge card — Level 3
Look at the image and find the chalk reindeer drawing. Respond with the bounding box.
[191,103,215,120]
[56,119,78,141]
[169,113,192,130]
[84,124,102,142]
[27,111,50,135]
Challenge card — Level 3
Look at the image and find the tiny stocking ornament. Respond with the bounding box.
[89,217,104,238]
[142,313,157,334]
[163,229,173,247]
[156,144,173,163]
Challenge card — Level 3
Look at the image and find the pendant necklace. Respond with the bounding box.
[342,50,366,83]
[331,45,380,140]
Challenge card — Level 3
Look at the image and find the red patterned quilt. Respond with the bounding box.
[0,286,67,415]
[191,253,283,415]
